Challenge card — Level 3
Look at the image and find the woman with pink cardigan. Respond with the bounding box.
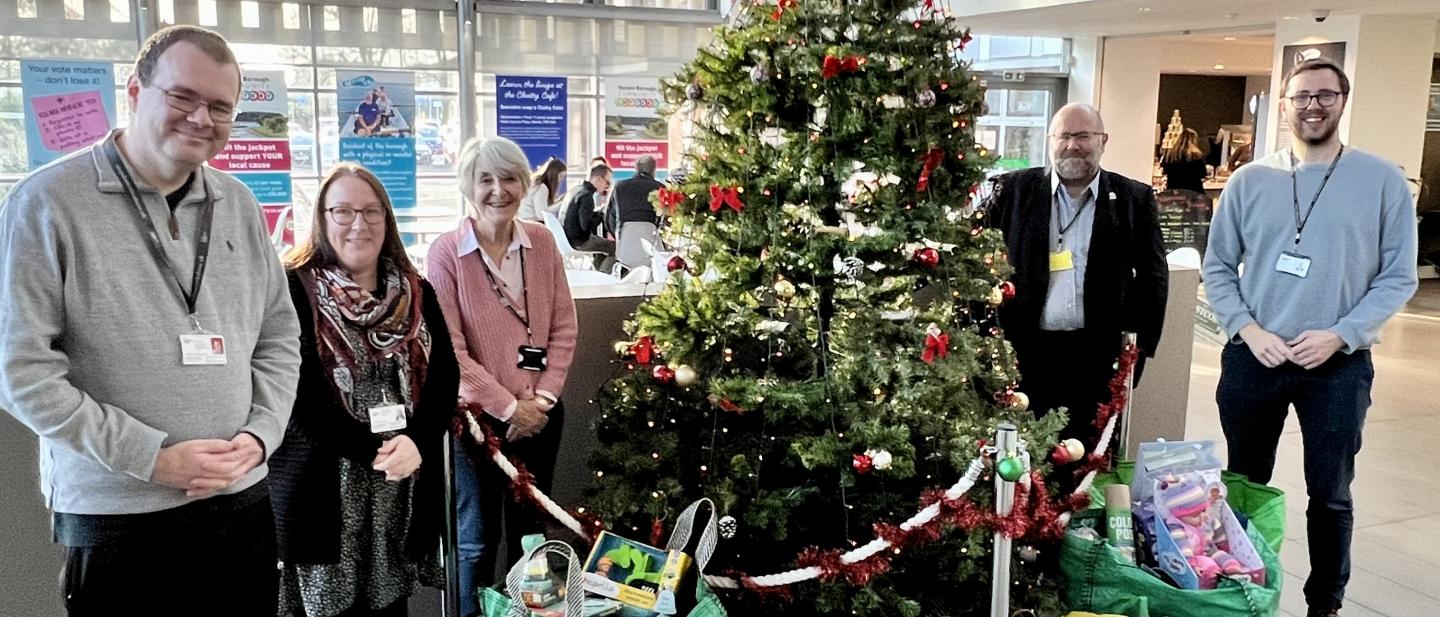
[425,136,577,616]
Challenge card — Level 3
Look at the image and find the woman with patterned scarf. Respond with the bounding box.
[271,163,459,617]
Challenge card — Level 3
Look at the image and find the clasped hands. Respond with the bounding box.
[1239,324,1344,370]
[506,387,554,442]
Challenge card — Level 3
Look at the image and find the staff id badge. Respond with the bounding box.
[1276,251,1312,278]
[1049,250,1075,272]
[368,403,408,433]
[180,334,227,365]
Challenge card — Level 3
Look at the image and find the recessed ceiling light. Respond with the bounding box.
[1282,15,1298,20]
[1214,64,1226,70]
[1138,7,1152,13]
[1224,36,1237,41]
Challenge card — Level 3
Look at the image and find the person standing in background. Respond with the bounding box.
[1161,128,1209,194]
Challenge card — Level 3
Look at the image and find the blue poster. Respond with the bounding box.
[336,70,417,207]
[20,60,116,170]
[496,75,567,169]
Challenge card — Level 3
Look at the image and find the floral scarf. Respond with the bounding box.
[301,261,431,421]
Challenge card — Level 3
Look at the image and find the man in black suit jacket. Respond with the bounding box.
[987,103,1168,443]
[605,154,665,233]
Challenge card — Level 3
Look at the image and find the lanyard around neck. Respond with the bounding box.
[479,246,532,343]
[104,142,215,320]
[1290,145,1344,247]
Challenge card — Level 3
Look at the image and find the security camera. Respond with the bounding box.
[1311,9,1330,23]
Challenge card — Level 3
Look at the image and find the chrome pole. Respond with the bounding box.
[1118,332,1138,461]
[990,422,1018,617]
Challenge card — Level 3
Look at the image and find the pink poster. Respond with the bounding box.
[31,90,110,154]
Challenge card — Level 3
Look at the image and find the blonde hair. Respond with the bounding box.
[1162,128,1204,164]
[457,136,532,208]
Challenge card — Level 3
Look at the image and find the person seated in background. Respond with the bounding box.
[1161,128,1209,195]
[520,158,567,222]
[562,164,617,271]
[605,154,664,233]
[273,163,459,617]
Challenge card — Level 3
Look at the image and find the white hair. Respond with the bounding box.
[456,136,532,205]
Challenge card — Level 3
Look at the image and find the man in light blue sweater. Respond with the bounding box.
[1203,58,1418,617]
[0,27,299,613]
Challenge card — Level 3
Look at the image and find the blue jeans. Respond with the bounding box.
[1217,342,1372,612]
[453,402,565,617]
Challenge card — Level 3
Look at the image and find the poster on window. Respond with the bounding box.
[1276,42,1346,151]
[207,71,294,245]
[20,60,116,170]
[604,77,669,180]
[496,75,567,169]
[336,70,417,207]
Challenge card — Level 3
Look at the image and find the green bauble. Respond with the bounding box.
[996,457,1026,482]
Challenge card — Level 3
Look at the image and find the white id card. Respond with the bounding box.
[179,334,228,365]
[368,403,408,433]
[1275,251,1312,278]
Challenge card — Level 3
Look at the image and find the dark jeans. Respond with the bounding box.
[453,401,565,617]
[1217,342,1373,612]
[56,481,276,616]
[1015,329,1130,443]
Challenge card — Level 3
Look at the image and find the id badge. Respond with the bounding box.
[368,403,407,433]
[517,345,549,372]
[1048,250,1075,272]
[179,334,227,365]
[1275,251,1312,278]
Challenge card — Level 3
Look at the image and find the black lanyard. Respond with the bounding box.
[479,246,532,344]
[1054,185,1094,250]
[1290,145,1344,247]
[104,142,215,319]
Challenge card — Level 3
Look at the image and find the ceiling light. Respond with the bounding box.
[1282,15,1298,20]
[1224,36,1237,41]
[1213,64,1226,70]
[1138,7,1152,13]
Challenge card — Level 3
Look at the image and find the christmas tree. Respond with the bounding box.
[581,0,1078,614]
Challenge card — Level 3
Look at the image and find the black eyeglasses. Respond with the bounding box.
[154,86,237,124]
[1286,90,1345,109]
[1049,131,1106,145]
[327,206,387,225]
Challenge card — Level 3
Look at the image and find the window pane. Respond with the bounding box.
[402,9,417,34]
[110,0,130,22]
[415,94,458,173]
[158,0,174,24]
[1007,90,1047,118]
[323,5,340,31]
[289,92,317,177]
[18,0,38,19]
[1,87,26,174]
[198,0,218,26]
[318,92,339,171]
[363,7,379,32]
[242,1,260,28]
[283,3,301,29]
[64,0,84,19]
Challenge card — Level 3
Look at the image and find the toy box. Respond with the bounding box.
[1150,476,1266,590]
[582,531,694,615]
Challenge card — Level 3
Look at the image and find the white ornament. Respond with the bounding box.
[718,515,738,539]
[833,255,864,279]
[865,449,893,471]
[755,320,791,334]
[880,94,907,109]
[844,24,860,41]
[915,88,936,108]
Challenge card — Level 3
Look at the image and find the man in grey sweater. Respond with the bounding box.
[0,27,300,613]
[1203,58,1418,617]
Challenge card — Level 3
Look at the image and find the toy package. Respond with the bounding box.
[582,531,695,615]
[1149,472,1266,590]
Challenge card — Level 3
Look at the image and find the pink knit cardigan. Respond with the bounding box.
[426,219,578,418]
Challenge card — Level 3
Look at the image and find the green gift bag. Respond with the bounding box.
[1060,463,1286,617]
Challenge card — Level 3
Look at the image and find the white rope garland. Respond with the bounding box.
[463,411,592,541]
[462,349,1134,591]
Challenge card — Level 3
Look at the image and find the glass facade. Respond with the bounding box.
[0,0,717,251]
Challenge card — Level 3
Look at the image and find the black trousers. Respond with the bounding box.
[454,401,565,617]
[58,482,277,616]
[1218,342,1372,612]
[1013,329,1129,443]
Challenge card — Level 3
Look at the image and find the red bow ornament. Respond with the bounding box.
[921,323,949,364]
[821,55,864,79]
[916,147,944,193]
[769,0,796,21]
[656,187,686,214]
[708,185,744,213]
[631,336,655,365]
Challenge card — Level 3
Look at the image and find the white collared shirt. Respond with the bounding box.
[458,218,533,319]
[1041,169,1100,331]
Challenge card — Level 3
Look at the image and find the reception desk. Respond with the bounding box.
[0,269,1199,616]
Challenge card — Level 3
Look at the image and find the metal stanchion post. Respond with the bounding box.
[990,422,1018,617]
[442,434,461,617]
[1118,331,1138,462]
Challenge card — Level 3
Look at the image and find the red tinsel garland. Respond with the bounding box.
[452,343,1142,595]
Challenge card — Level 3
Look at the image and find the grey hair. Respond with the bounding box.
[456,136,533,205]
[635,155,657,176]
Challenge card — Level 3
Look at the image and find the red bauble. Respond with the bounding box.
[1000,280,1016,300]
[913,247,941,269]
[852,453,874,474]
[667,255,688,272]
[1051,444,1074,465]
[652,365,676,384]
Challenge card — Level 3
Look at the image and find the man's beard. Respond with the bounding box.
[1054,154,1097,181]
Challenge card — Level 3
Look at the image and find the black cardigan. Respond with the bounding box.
[270,270,460,565]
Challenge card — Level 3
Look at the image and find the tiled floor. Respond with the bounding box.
[1183,308,1440,617]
